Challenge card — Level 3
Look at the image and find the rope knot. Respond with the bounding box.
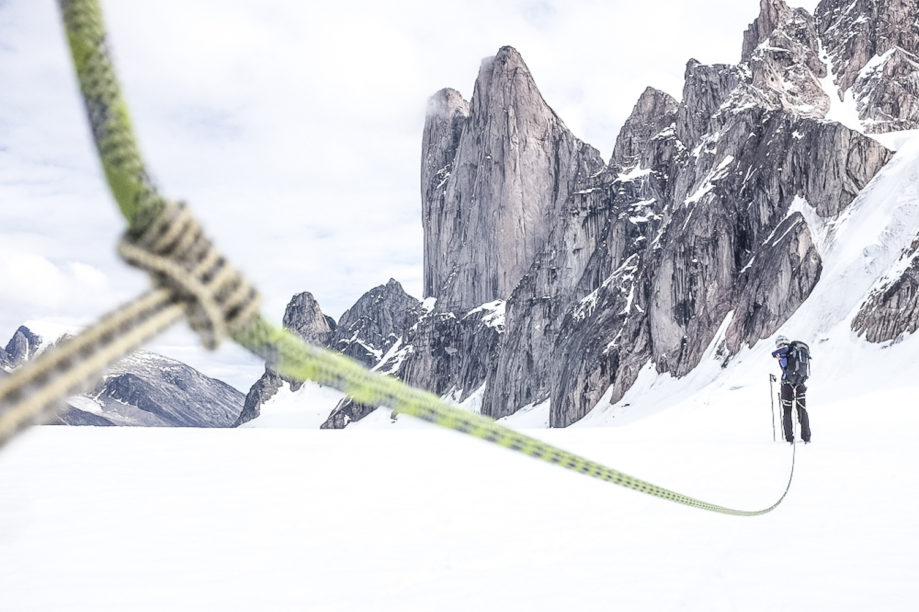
[118,201,261,349]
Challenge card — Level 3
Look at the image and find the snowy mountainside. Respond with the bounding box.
[244,0,919,431]
[63,351,245,427]
[0,324,245,427]
[581,131,919,428]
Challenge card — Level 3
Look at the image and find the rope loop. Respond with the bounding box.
[118,201,261,349]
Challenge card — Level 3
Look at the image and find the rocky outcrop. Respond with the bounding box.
[422,46,605,312]
[320,299,504,428]
[232,368,283,427]
[234,290,335,422]
[610,87,680,170]
[816,0,919,131]
[0,325,43,370]
[741,0,829,118]
[332,279,424,367]
[237,280,427,427]
[852,236,919,341]
[283,292,335,347]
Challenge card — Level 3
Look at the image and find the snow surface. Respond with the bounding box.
[2,136,919,612]
[465,299,506,331]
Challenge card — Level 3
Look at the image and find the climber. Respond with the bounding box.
[771,335,812,444]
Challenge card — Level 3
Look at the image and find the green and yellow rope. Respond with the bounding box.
[2,0,798,516]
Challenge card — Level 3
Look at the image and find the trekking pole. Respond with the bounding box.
[769,374,777,442]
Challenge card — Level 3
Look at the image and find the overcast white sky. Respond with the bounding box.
[0,0,821,390]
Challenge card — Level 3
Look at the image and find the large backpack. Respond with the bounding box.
[784,340,811,386]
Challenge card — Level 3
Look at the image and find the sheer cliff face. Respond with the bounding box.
[417,0,902,427]
[257,0,914,430]
[421,46,605,312]
[816,0,919,132]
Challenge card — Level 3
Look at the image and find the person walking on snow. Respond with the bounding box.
[771,335,811,444]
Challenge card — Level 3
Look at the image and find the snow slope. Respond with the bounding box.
[1,388,917,611]
[2,136,918,612]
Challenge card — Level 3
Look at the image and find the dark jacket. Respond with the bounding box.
[771,346,790,380]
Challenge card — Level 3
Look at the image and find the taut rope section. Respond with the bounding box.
[0,0,799,516]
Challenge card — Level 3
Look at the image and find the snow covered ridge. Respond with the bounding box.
[0,324,245,427]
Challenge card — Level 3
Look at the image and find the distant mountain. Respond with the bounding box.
[1,325,244,427]
[235,279,424,426]
[243,0,919,430]
[0,325,42,371]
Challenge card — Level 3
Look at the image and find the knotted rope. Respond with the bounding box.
[118,200,261,349]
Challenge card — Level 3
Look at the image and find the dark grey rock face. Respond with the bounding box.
[816,0,919,131]
[232,368,283,427]
[852,236,919,341]
[422,46,605,312]
[56,352,244,427]
[239,280,425,427]
[283,292,335,347]
[724,213,823,354]
[0,325,43,370]
[332,278,424,367]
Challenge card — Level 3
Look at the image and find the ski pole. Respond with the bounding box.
[769,373,777,442]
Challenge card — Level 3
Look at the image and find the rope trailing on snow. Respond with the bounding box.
[233,315,798,516]
[3,0,798,516]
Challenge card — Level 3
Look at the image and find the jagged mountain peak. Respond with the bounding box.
[470,45,558,123]
[1,325,43,369]
[282,291,335,346]
[422,45,604,311]
[741,0,798,60]
[335,279,422,365]
[610,86,679,170]
[425,87,469,120]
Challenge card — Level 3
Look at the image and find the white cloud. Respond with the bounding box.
[0,253,111,316]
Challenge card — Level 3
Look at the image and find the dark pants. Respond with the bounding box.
[781,382,811,443]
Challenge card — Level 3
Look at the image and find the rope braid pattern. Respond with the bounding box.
[119,201,262,349]
[4,0,801,515]
[59,0,165,232]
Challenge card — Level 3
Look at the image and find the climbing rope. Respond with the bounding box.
[0,0,797,515]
